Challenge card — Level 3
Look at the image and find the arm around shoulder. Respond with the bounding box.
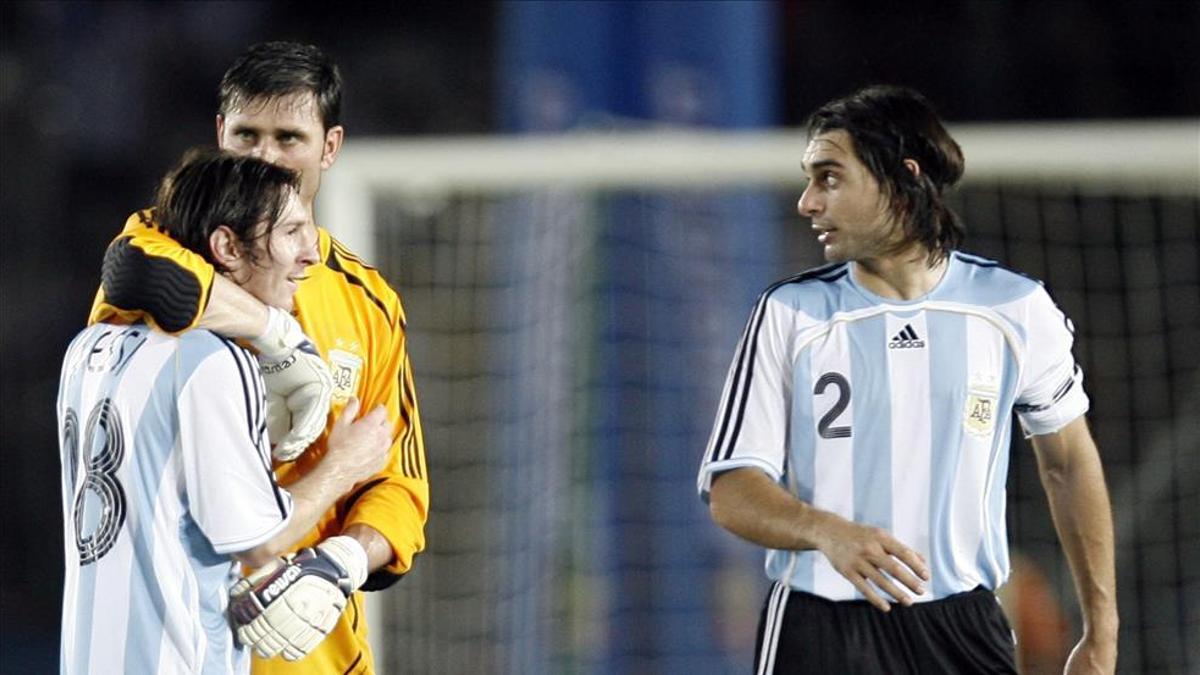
[92,217,269,338]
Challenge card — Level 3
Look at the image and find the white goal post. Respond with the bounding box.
[320,120,1199,261]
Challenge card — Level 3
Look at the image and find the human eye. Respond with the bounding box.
[821,171,839,188]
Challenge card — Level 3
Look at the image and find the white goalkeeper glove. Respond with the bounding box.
[250,306,334,462]
[228,536,369,662]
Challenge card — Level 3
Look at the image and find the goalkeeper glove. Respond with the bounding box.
[229,536,369,662]
[250,306,334,462]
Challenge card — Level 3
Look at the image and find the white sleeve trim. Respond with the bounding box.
[1016,359,1090,437]
[1017,387,1090,438]
[697,456,784,501]
[210,493,294,555]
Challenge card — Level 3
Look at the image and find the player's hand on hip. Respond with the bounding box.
[229,536,369,661]
[325,397,391,485]
[251,307,334,462]
[814,514,930,612]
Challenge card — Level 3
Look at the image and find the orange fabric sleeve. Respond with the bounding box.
[88,210,215,333]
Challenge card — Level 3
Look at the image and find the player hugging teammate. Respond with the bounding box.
[61,42,428,675]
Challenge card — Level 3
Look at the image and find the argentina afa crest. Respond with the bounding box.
[964,375,999,437]
[328,349,363,403]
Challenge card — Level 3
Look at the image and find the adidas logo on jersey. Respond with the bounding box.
[889,324,925,349]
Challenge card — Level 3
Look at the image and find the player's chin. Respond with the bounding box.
[272,291,296,313]
[822,245,850,263]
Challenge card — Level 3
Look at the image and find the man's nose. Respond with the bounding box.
[250,141,280,165]
[298,223,319,265]
[797,185,821,217]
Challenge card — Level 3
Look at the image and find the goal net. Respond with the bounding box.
[320,121,1199,674]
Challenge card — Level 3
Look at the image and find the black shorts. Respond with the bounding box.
[754,582,1017,674]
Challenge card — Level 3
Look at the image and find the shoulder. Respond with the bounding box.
[762,262,849,301]
[119,208,158,235]
[312,228,405,327]
[944,251,1046,307]
[175,328,227,351]
[175,331,256,380]
[754,262,851,320]
[951,251,1042,291]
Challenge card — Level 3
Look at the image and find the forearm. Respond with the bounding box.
[1035,421,1118,636]
[196,273,270,339]
[239,466,354,566]
[341,478,428,579]
[709,467,832,551]
[342,523,395,573]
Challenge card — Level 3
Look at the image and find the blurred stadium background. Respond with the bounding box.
[2,2,1197,674]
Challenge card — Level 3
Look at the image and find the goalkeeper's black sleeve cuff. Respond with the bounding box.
[102,237,203,333]
[362,568,408,592]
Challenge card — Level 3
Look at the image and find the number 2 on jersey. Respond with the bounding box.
[62,398,127,564]
[814,372,852,439]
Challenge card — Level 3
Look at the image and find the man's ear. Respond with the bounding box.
[216,114,226,149]
[209,225,242,270]
[903,158,922,177]
[320,125,344,170]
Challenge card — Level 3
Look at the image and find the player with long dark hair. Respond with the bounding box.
[699,86,1117,674]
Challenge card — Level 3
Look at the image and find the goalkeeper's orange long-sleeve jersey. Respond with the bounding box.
[89,210,428,675]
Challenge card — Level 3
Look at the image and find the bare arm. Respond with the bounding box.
[1030,416,1118,674]
[342,524,395,572]
[709,467,829,550]
[235,400,391,568]
[709,467,929,611]
[196,273,270,340]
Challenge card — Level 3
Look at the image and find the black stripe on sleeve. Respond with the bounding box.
[219,338,287,518]
[341,651,363,675]
[393,352,424,480]
[336,476,387,534]
[1050,365,1081,404]
[398,388,413,480]
[219,339,258,447]
[709,292,770,464]
[710,265,846,464]
[1015,365,1080,414]
[330,238,377,270]
[399,372,421,479]
[325,250,393,325]
[233,342,266,451]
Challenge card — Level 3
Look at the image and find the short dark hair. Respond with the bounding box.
[218,41,342,129]
[155,148,301,272]
[807,85,965,264]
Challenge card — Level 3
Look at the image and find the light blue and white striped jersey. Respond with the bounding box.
[698,252,1088,603]
[57,323,293,675]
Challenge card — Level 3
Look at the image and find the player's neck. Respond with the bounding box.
[851,245,947,301]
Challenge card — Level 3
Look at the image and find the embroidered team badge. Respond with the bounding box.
[328,349,363,403]
[964,375,999,437]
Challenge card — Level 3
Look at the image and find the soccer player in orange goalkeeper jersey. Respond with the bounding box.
[88,42,427,675]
